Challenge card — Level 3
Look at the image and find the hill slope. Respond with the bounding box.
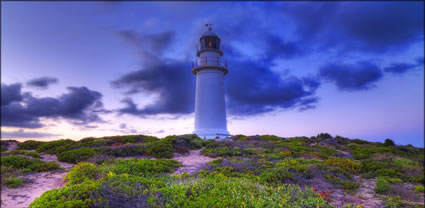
[1,133,424,207]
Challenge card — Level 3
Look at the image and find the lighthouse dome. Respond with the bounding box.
[201,27,218,38]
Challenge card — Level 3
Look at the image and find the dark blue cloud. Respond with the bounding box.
[225,59,320,115]
[27,76,58,88]
[281,2,424,54]
[1,83,24,106]
[319,61,383,91]
[384,62,418,75]
[416,56,424,65]
[1,83,105,128]
[261,34,305,62]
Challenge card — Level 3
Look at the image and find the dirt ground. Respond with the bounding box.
[1,153,74,208]
[172,149,218,175]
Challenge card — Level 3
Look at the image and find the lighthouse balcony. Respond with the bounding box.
[192,57,228,75]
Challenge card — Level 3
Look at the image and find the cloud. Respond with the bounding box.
[1,83,24,106]
[319,61,383,91]
[225,59,320,115]
[113,60,195,116]
[27,76,58,89]
[281,2,424,54]
[1,83,105,128]
[416,56,424,65]
[1,129,61,139]
[261,34,305,62]
[116,30,175,56]
[384,62,418,74]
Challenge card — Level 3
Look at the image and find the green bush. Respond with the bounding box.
[36,139,77,154]
[324,174,360,193]
[29,180,104,208]
[352,145,400,160]
[6,150,41,158]
[1,156,59,172]
[3,175,24,188]
[101,144,145,157]
[325,156,361,173]
[94,173,165,208]
[145,140,174,158]
[259,135,282,142]
[65,162,98,185]
[18,140,45,150]
[415,185,424,193]
[393,157,418,169]
[375,176,390,194]
[384,138,395,146]
[105,159,181,177]
[58,148,97,163]
[174,134,203,150]
[385,196,401,208]
[167,175,331,207]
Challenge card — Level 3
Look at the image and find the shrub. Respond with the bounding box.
[387,178,402,184]
[6,150,41,158]
[415,185,424,193]
[385,196,401,208]
[106,135,159,144]
[1,156,60,172]
[36,139,77,154]
[3,175,24,188]
[375,176,390,194]
[324,174,360,193]
[29,180,103,208]
[93,173,165,208]
[58,148,97,163]
[101,144,145,157]
[317,133,332,140]
[393,157,418,169]
[65,162,98,185]
[86,154,113,165]
[18,140,45,150]
[384,138,395,146]
[106,159,181,177]
[145,140,174,158]
[258,135,282,142]
[173,134,203,150]
[167,176,331,207]
[351,145,399,160]
[325,157,360,173]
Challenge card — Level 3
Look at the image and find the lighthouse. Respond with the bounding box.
[192,25,230,139]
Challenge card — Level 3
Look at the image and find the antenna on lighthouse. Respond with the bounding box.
[205,24,214,31]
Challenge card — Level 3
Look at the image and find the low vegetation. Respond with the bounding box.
[1,133,423,207]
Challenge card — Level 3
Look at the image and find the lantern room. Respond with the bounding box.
[199,27,221,50]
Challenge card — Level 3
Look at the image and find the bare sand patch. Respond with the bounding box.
[172,149,218,175]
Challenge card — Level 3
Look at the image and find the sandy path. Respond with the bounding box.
[1,154,74,208]
[172,149,218,175]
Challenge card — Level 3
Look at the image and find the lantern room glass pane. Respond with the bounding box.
[201,37,220,50]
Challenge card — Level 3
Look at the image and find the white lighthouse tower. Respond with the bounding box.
[192,25,230,139]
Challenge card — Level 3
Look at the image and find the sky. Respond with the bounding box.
[1,1,424,147]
